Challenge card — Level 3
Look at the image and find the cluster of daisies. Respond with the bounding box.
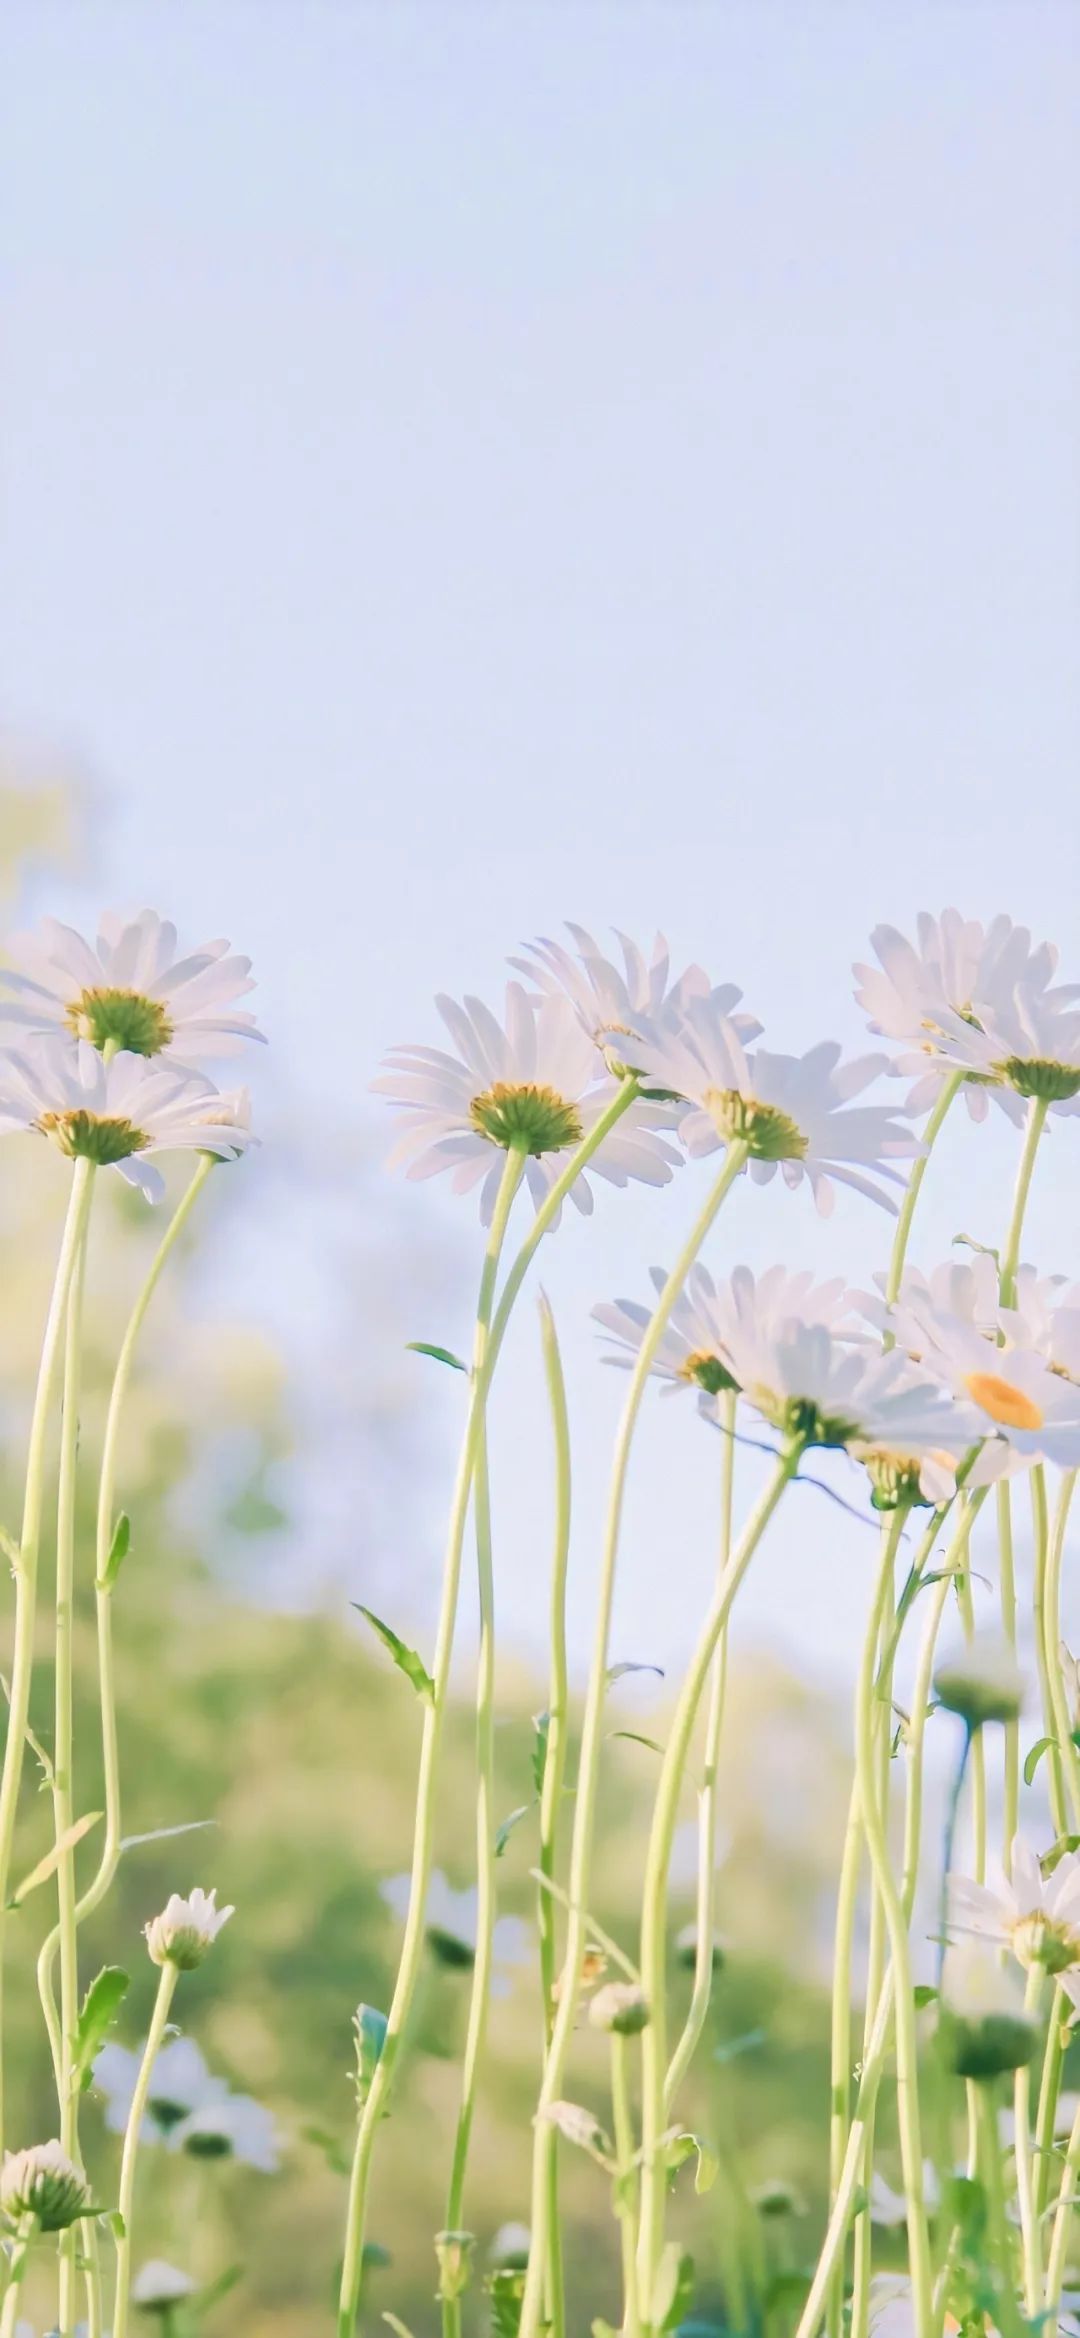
[0,910,264,1199]
[377,913,1080,1507]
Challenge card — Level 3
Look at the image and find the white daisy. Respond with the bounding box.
[948,1839,1080,1990]
[881,1294,1080,1483]
[615,992,918,1214]
[0,1037,255,1202]
[373,983,681,1224]
[913,986,1080,1119]
[380,1869,529,1991]
[132,2261,197,2310]
[683,1281,976,1499]
[509,922,759,1071]
[145,1886,234,1970]
[93,2034,229,2141]
[857,1255,1001,1345]
[0,909,263,1067]
[593,1263,853,1400]
[173,2092,281,2173]
[1000,1267,1080,1383]
[853,909,1072,1123]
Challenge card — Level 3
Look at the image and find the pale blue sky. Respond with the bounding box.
[3,3,1080,1702]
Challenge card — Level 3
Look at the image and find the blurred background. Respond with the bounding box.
[2,3,1080,2329]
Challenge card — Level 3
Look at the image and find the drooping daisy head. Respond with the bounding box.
[509,922,759,1074]
[857,1255,1001,1346]
[615,993,919,1214]
[0,1038,255,1202]
[949,1839,1080,1982]
[593,1263,853,1404]
[0,909,264,1068]
[902,986,1080,1124]
[881,1285,1080,1483]
[373,983,682,1224]
[853,909,1071,1123]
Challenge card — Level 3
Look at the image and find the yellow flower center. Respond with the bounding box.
[964,1371,1044,1431]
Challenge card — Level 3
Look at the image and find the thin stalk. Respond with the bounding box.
[337,1144,525,2337]
[999,1097,1048,1308]
[516,1140,750,2338]
[900,1496,985,1914]
[441,1426,498,2338]
[635,1440,804,2330]
[885,1072,964,1308]
[0,2218,34,2338]
[851,1511,934,2338]
[611,2033,641,2338]
[1033,1985,1067,2224]
[536,1293,571,2338]
[1031,1469,1068,1839]
[792,1975,895,2338]
[824,1778,864,2338]
[850,1545,899,2338]
[955,1567,986,1883]
[976,2086,1027,2338]
[1013,1966,1045,2312]
[663,1387,737,2111]
[1045,2087,1080,2314]
[112,1960,179,2338]
[935,1728,972,1988]
[54,1181,96,2338]
[997,1483,1020,1877]
[0,1156,95,2154]
[1044,1469,1080,1829]
[37,1155,219,2015]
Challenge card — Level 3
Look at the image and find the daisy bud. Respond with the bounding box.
[939,1944,1038,2081]
[539,2100,614,2167]
[934,1635,1025,1731]
[675,1922,727,1974]
[751,2179,807,2219]
[132,2261,197,2314]
[434,2229,475,2303]
[587,1981,650,2036]
[144,1887,234,1970]
[488,2222,531,2271]
[0,2140,90,2230]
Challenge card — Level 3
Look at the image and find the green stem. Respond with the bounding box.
[0,2217,34,2337]
[1013,1965,1045,2312]
[1044,2086,1080,2314]
[55,1179,96,2338]
[536,1293,570,2338]
[850,1542,899,2338]
[635,1439,804,2330]
[997,1482,1020,1877]
[1044,1469,1080,1829]
[112,1959,180,2338]
[516,1140,750,2338]
[900,1496,985,1914]
[885,1072,964,1308]
[663,1388,737,2111]
[999,1096,1048,1309]
[1031,1468,1068,1839]
[955,1566,987,1882]
[37,1156,219,2026]
[0,1156,95,2156]
[1033,1985,1067,2225]
[611,2033,641,2338]
[976,2085,1026,2338]
[851,1511,933,2338]
[936,1727,972,1988]
[337,1145,526,2337]
[441,1423,499,2338]
[824,1775,864,2338]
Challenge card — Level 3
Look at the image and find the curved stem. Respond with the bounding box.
[112,1960,179,2338]
[1031,1468,1068,1840]
[851,1546,900,2338]
[635,1440,803,2329]
[0,2217,34,2338]
[885,1072,964,1308]
[976,2085,1026,2338]
[999,1097,1048,1308]
[824,1776,864,2338]
[997,1483,1020,1877]
[516,1141,750,2338]
[1013,1967,1045,2312]
[536,1293,571,2338]
[1044,1469,1080,1829]
[1033,1984,1067,2225]
[0,1156,95,2155]
[1045,2087,1080,2313]
[337,1145,525,2337]
[663,1388,737,2111]
[54,1182,96,2338]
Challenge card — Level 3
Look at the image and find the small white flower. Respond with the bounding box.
[948,1838,1080,1980]
[934,1633,1026,1728]
[132,2260,197,2311]
[509,923,758,1071]
[594,1262,852,1401]
[173,2093,281,2173]
[0,2139,89,2230]
[616,992,919,1214]
[0,1037,255,1201]
[0,909,263,1067]
[93,2034,228,2140]
[854,909,1071,1123]
[380,1870,528,1991]
[857,1255,1001,1345]
[881,1291,1080,1482]
[145,1887,234,1970]
[1000,1267,1080,1383]
[915,986,1080,1117]
[373,984,681,1224]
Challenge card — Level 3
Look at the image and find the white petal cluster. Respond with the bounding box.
[0,908,263,1199]
[510,922,758,1067]
[0,2138,89,2230]
[145,1886,234,1970]
[948,1839,1080,1999]
[93,2033,279,2169]
[594,1264,853,1399]
[876,1264,1080,1482]
[374,983,682,1224]
[853,908,1073,1122]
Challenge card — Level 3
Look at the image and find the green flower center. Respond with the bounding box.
[65,985,173,1056]
[755,1389,860,1449]
[468,1081,583,1155]
[426,1923,476,1971]
[999,1056,1080,1104]
[702,1089,808,1161]
[679,1349,739,1396]
[148,2094,191,2133]
[1010,1910,1080,1975]
[37,1109,150,1165]
[864,1452,932,1512]
[180,2130,233,2160]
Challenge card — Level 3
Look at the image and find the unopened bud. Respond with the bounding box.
[934,1636,1025,1731]
[435,2230,475,2303]
[145,1887,233,1971]
[939,1944,1038,2081]
[0,2141,90,2230]
[587,1981,649,2036]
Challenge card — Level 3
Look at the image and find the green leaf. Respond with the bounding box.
[609,1730,665,1756]
[488,2267,526,2338]
[664,2133,718,2195]
[383,2315,418,2338]
[74,1967,129,2090]
[531,1711,551,1798]
[303,2123,351,2177]
[952,1234,1001,1266]
[354,2004,388,2103]
[913,1984,939,2009]
[191,2266,243,2314]
[651,2244,695,2333]
[119,1818,215,1855]
[606,1661,664,1685]
[406,1342,467,1373]
[495,1803,534,1859]
[11,1811,101,1907]
[1025,1736,1055,1787]
[99,1511,130,1589]
[1042,1833,1080,1876]
[352,1606,434,1703]
[98,2209,125,2242]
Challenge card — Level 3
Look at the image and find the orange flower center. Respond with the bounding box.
[964,1371,1044,1432]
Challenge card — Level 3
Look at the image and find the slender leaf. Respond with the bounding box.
[1024,1736,1055,1787]
[495,1803,534,1859]
[119,1818,216,1855]
[74,1967,130,2089]
[531,1712,551,1798]
[352,1606,434,1703]
[606,1661,664,1685]
[11,1812,101,1907]
[609,1730,665,1756]
[405,1342,467,1374]
[99,1511,131,1589]
[651,2244,695,2333]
